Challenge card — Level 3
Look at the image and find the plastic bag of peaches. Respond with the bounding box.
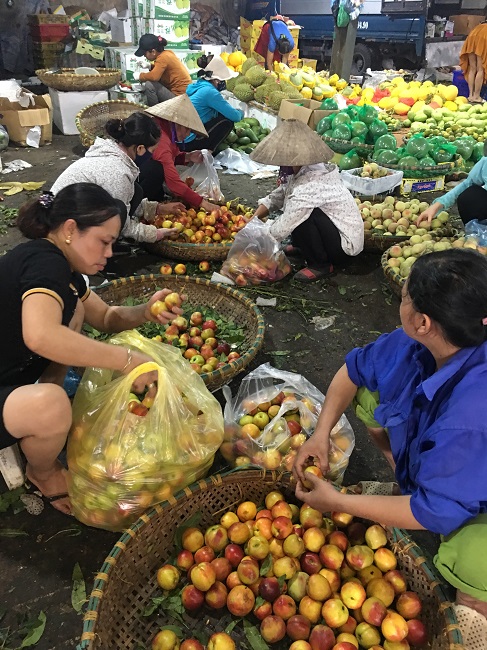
[221,364,354,482]
[220,218,292,286]
[67,330,224,531]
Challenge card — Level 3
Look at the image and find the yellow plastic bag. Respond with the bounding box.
[67,330,224,531]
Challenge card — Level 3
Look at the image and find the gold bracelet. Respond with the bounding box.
[121,348,133,373]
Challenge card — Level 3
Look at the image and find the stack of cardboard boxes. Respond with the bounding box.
[239,17,300,68]
[28,14,70,70]
[130,0,191,49]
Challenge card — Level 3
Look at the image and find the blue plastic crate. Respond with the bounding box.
[453,69,487,100]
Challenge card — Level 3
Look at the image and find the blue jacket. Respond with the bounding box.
[186,79,243,125]
[346,328,487,536]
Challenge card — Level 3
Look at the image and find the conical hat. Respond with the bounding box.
[205,56,238,80]
[145,94,208,136]
[250,119,334,166]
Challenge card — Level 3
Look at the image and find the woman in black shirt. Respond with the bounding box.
[0,183,181,514]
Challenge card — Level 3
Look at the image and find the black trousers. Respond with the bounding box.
[291,208,352,269]
[456,185,487,225]
[138,159,167,202]
[130,182,144,215]
[182,115,235,152]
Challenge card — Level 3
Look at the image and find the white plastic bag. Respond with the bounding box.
[340,167,403,195]
[221,363,355,483]
[180,149,224,202]
[0,126,9,152]
[214,148,279,176]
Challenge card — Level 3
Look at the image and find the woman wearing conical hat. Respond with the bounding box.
[139,94,221,213]
[251,119,364,282]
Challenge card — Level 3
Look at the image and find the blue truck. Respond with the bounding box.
[244,0,483,74]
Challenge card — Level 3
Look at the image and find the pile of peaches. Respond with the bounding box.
[149,294,241,374]
[220,391,353,482]
[151,490,427,649]
[152,204,253,245]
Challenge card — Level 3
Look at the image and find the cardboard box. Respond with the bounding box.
[131,0,190,20]
[105,45,196,81]
[49,88,108,136]
[134,17,189,48]
[110,15,134,43]
[451,14,483,35]
[299,58,318,71]
[278,98,337,129]
[0,94,52,146]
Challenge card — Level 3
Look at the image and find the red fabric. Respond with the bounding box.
[151,118,203,207]
[254,22,282,62]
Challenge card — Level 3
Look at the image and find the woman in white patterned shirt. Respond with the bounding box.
[251,120,364,282]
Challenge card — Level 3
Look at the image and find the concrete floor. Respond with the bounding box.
[0,134,442,649]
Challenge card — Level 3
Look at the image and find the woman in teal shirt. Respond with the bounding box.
[417,149,487,226]
[184,55,244,153]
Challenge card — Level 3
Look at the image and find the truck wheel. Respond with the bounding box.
[352,44,372,75]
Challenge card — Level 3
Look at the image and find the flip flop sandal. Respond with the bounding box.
[293,265,334,283]
[24,480,72,515]
[350,481,400,496]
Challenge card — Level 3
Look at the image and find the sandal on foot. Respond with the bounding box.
[24,480,72,515]
[293,265,334,283]
[350,481,400,496]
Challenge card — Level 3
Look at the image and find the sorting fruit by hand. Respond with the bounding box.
[148,490,428,649]
[151,203,253,245]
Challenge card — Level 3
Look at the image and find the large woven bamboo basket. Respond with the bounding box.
[79,470,464,650]
[75,99,147,147]
[93,274,265,392]
[36,68,121,92]
[365,224,457,253]
[144,239,233,262]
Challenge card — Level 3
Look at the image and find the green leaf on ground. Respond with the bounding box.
[71,563,87,614]
[19,611,46,647]
[0,528,28,537]
[338,286,347,295]
[268,350,291,356]
[160,625,183,637]
[0,486,26,514]
[243,619,270,650]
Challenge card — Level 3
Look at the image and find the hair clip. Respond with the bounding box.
[38,191,54,209]
[483,317,487,326]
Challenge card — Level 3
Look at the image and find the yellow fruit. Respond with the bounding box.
[300,86,312,99]
[228,51,245,67]
[393,102,411,116]
[438,84,458,102]
[335,78,348,91]
[431,94,443,107]
[444,100,458,111]
[319,84,335,98]
[329,73,339,86]
[456,96,468,105]
[378,96,398,110]
[220,52,229,64]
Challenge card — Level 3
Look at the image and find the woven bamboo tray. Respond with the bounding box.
[93,274,265,392]
[79,470,464,650]
[365,224,457,253]
[144,239,233,262]
[323,135,374,156]
[75,99,147,147]
[36,68,121,92]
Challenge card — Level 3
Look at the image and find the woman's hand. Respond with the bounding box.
[295,473,340,512]
[416,203,439,227]
[292,433,330,484]
[122,348,158,394]
[252,204,269,221]
[186,151,204,164]
[201,199,221,213]
[145,289,185,324]
[155,227,180,241]
[156,202,186,216]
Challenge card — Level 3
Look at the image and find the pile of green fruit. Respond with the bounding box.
[217,117,270,155]
[377,112,402,132]
[408,102,487,145]
[316,105,388,148]
[370,134,459,171]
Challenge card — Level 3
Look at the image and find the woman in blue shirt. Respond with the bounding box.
[293,249,487,635]
[184,55,244,153]
[417,146,487,227]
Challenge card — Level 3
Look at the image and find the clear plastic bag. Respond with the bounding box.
[179,149,224,202]
[0,125,9,152]
[221,363,355,483]
[67,330,224,531]
[220,218,291,286]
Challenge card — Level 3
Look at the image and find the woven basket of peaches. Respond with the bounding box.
[144,202,254,262]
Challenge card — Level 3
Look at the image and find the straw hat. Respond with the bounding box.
[204,56,238,81]
[250,119,334,166]
[145,94,208,136]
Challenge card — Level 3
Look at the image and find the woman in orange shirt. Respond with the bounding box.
[134,34,191,106]
[459,13,487,104]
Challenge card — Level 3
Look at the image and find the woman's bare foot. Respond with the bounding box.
[25,460,71,515]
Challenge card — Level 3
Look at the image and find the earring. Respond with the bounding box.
[65,238,71,245]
